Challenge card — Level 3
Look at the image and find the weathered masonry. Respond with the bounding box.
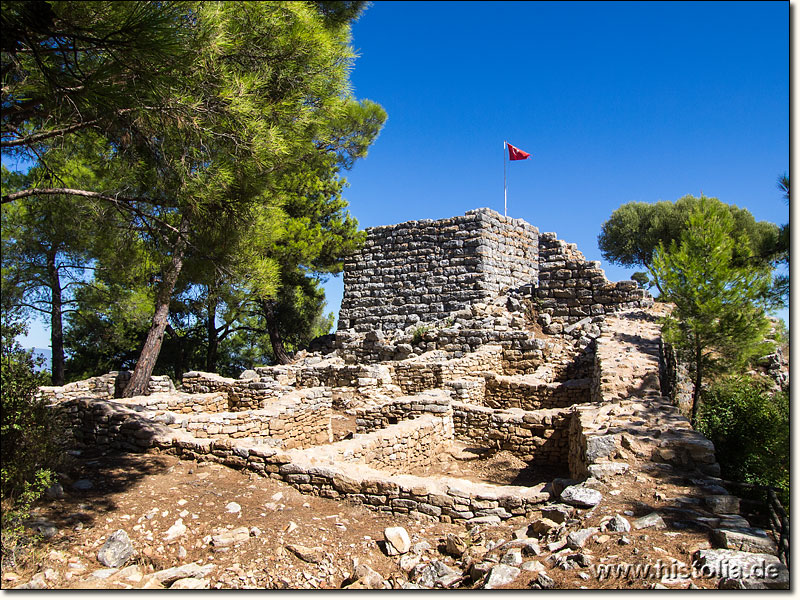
[338,209,540,333]
[39,207,787,589]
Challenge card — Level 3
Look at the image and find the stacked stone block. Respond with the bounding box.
[321,413,454,474]
[354,391,452,433]
[338,208,539,333]
[484,374,591,410]
[534,232,651,333]
[39,371,174,402]
[451,403,573,468]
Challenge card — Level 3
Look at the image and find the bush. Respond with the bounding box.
[696,376,789,506]
[411,325,430,345]
[1,320,62,500]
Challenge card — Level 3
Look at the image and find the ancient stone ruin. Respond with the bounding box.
[39,208,788,589]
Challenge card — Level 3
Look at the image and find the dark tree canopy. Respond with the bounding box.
[598,195,780,271]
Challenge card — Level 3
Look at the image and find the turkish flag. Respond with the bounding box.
[507,143,531,161]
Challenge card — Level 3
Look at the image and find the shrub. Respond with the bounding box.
[696,376,789,506]
[0,320,62,499]
[411,325,430,345]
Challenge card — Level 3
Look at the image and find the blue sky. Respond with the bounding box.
[17,0,790,348]
[316,0,790,326]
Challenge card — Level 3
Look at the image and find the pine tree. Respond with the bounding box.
[650,199,774,425]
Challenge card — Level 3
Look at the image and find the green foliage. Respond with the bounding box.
[0,319,61,500]
[598,195,781,300]
[630,271,650,289]
[651,199,773,423]
[411,326,430,345]
[696,376,789,506]
[4,2,385,382]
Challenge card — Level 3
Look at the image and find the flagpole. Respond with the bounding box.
[503,140,507,217]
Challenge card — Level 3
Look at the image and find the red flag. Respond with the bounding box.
[507,143,531,161]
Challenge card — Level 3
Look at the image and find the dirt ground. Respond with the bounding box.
[0,446,737,590]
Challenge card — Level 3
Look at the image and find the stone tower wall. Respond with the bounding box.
[338,208,539,333]
[535,232,652,334]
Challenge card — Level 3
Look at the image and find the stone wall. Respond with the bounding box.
[338,208,539,333]
[122,391,228,413]
[451,403,573,468]
[178,390,332,448]
[484,374,591,410]
[39,371,174,402]
[181,371,236,395]
[534,232,652,334]
[354,390,452,433]
[61,388,332,451]
[318,414,454,475]
[392,346,503,394]
[56,391,551,524]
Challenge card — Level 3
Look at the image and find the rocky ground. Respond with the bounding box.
[2,446,779,590]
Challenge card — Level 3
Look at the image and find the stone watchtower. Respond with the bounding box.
[338,208,540,333]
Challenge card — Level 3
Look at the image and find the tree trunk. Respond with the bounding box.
[122,216,190,397]
[690,340,703,427]
[261,299,291,365]
[206,295,219,372]
[46,249,65,386]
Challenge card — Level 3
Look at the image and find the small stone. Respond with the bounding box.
[566,527,598,549]
[469,561,495,582]
[211,526,250,548]
[412,560,461,588]
[445,533,467,557]
[530,518,560,536]
[170,577,210,589]
[604,514,631,532]
[541,504,571,523]
[531,572,555,589]
[560,485,602,508]
[384,527,412,555]
[225,502,241,514]
[587,462,629,480]
[520,560,547,573]
[72,479,93,491]
[500,547,522,566]
[399,554,421,573]
[632,512,667,530]
[344,564,386,589]
[97,529,135,568]
[286,544,324,564]
[46,483,65,499]
[89,568,119,579]
[151,562,214,585]
[483,564,521,589]
[164,519,186,542]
